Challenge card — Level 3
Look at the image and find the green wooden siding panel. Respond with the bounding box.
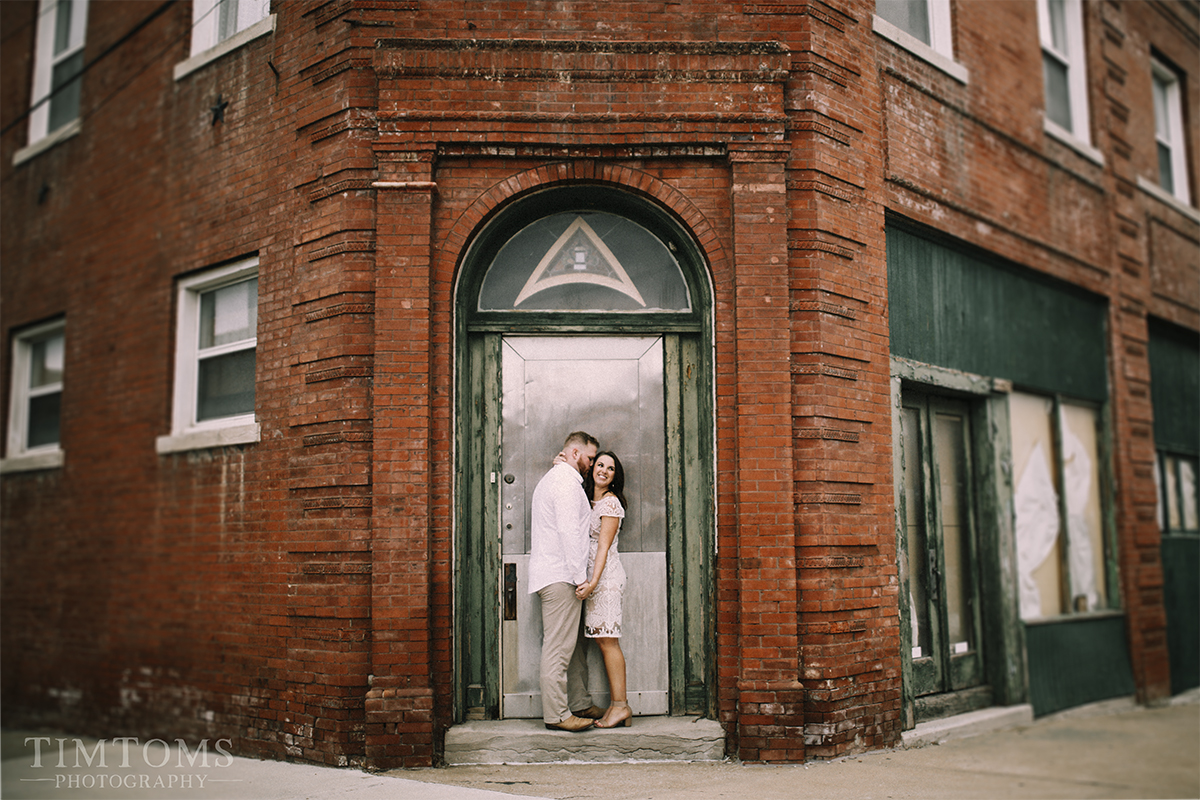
[1024,616,1136,716]
[1148,319,1200,456]
[1162,535,1200,694]
[887,225,1108,402]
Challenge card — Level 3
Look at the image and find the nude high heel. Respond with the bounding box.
[595,700,632,728]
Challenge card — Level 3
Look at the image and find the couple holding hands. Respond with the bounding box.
[528,431,633,732]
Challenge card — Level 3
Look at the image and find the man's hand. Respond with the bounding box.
[575,581,595,599]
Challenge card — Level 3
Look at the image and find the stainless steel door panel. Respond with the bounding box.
[500,336,668,717]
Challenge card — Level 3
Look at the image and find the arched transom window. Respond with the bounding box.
[478,211,692,313]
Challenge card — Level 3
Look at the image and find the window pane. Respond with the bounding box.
[197,348,255,421]
[1153,73,1171,139]
[27,391,61,449]
[200,278,258,349]
[218,0,239,41]
[1043,53,1072,130]
[30,333,64,388]
[1060,404,1107,612]
[53,0,75,55]
[1047,0,1069,54]
[1165,455,1182,531]
[1158,143,1175,195]
[877,0,930,44]
[1011,392,1064,619]
[936,412,974,650]
[48,51,82,132]
[902,406,933,659]
[1180,459,1198,531]
[479,212,691,313]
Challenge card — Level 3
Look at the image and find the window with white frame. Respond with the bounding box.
[1038,0,1091,145]
[158,260,259,453]
[6,319,65,465]
[189,0,271,57]
[1152,58,1191,206]
[27,0,89,146]
[875,0,954,59]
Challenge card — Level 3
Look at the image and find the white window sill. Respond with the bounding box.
[173,15,276,81]
[0,449,64,474]
[873,15,969,85]
[1044,118,1105,167]
[156,422,260,454]
[12,119,81,167]
[1136,176,1200,224]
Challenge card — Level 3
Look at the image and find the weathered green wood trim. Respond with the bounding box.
[973,393,1029,707]
[467,313,703,334]
[932,395,986,694]
[1097,399,1123,612]
[664,333,716,716]
[455,334,503,720]
[1050,396,1073,614]
[895,382,1029,718]
[890,376,917,729]
[914,395,944,697]
[891,356,1006,396]
[665,337,686,714]
[914,685,994,723]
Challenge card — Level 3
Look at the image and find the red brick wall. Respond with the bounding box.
[1,0,1195,771]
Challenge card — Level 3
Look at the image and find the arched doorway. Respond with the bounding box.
[453,183,715,721]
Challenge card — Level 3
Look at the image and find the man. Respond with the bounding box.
[528,430,605,732]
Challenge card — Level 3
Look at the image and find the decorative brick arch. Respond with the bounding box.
[446,160,727,303]
[446,158,723,732]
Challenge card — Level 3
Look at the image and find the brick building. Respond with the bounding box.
[1,0,1196,770]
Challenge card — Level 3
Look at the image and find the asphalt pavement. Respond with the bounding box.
[2,692,1197,800]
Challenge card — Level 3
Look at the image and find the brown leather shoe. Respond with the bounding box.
[572,705,606,720]
[544,715,594,732]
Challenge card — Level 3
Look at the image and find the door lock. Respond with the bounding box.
[503,562,518,621]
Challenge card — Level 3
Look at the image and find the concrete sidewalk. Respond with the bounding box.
[3,693,1197,800]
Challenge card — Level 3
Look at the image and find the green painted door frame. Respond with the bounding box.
[891,358,1028,729]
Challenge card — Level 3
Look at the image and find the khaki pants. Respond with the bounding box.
[537,582,592,724]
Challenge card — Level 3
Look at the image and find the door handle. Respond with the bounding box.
[504,562,518,621]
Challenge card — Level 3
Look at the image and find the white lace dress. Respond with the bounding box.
[584,494,626,638]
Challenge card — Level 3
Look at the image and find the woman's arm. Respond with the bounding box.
[577,515,619,599]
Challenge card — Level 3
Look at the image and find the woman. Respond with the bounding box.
[574,451,632,728]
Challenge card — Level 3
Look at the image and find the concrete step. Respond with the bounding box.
[900,704,1034,748]
[443,716,726,765]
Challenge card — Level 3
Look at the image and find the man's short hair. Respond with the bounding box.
[563,431,599,450]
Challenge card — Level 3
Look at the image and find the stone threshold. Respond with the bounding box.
[901,704,1035,748]
[443,716,726,765]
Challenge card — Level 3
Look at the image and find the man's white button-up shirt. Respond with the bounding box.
[528,462,592,594]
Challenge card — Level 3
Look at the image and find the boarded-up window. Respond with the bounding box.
[1011,392,1108,620]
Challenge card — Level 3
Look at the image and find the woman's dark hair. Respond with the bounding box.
[584,450,627,510]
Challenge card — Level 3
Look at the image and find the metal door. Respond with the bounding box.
[499,336,669,718]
